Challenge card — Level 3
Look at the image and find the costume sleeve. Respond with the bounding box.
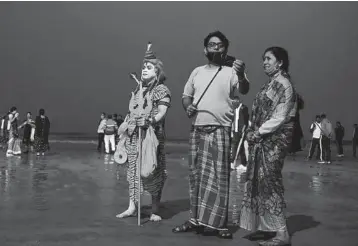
[182,67,200,98]
[153,84,171,108]
[258,79,295,135]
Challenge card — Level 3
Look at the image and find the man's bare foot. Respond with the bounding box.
[116,208,136,218]
[149,214,162,222]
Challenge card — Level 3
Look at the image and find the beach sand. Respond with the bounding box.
[0,141,357,246]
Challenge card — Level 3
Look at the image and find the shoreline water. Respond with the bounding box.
[47,133,355,146]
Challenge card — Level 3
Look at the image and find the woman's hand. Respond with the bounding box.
[246,130,262,144]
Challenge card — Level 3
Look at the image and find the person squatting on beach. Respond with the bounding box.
[230,96,249,171]
[18,112,36,154]
[116,43,171,222]
[6,107,22,157]
[172,31,249,239]
[239,47,296,246]
[34,108,50,156]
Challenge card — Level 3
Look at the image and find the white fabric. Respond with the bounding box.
[97,119,106,133]
[311,122,321,139]
[232,103,243,133]
[140,126,159,178]
[104,134,115,153]
[1,119,4,129]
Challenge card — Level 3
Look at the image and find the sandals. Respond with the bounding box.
[217,229,233,239]
[201,228,233,239]
[259,238,291,246]
[172,221,204,234]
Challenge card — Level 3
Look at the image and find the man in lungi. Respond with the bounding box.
[172,31,250,239]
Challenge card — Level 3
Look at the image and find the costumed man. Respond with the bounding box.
[115,43,171,222]
[173,31,250,239]
[230,96,249,171]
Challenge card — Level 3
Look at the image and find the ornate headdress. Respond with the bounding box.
[142,42,166,83]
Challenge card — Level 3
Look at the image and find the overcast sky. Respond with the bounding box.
[1,2,357,139]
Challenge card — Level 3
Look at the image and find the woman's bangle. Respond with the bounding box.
[151,117,157,124]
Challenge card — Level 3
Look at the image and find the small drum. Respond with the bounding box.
[114,147,127,164]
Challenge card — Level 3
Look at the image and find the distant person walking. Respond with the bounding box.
[230,97,249,171]
[103,114,118,154]
[34,109,50,156]
[6,107,22,157]
[0,114,10,149]
[353,124,358,158]
[307,115,322,160]
[318,113,333,164]
[18,112,36,154]
[97,113,106,152]
[288,94,304,156]
[335,121,345,157]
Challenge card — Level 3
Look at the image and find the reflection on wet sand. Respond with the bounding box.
[104,154,115,172]
[230,168,247,224]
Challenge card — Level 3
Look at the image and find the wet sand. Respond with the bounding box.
[0,142,358,246]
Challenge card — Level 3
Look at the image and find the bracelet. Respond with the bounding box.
[151,117,157,124]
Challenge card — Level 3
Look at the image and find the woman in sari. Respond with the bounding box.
[0,114,9,149]
[115,43,171,222]
[18,112,36,154]
[34,108,50,156]
[6,107,22,157]
[239,47,296,246]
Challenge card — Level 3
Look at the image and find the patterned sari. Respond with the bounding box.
[239,72,296,232]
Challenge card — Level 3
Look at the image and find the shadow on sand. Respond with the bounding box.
[243,214,321,241]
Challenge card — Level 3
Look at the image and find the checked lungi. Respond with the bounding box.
[188,125,231,230]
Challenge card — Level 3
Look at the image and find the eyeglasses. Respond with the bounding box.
[207,42,225,49]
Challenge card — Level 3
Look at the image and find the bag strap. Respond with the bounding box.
[193,66,222,107]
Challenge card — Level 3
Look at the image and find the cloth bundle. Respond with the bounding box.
[139,125,159,178]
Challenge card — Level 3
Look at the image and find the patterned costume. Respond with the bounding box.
[120,43,171,210]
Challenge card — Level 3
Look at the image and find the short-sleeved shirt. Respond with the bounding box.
[183,65,241,127]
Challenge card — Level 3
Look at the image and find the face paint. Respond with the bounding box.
[141,62,157,83]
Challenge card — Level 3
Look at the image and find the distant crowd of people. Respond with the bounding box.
[307,114,358,163]
[96,113,124,154]
[0,107,51,157]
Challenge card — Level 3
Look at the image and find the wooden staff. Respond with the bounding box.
[130,72,143,226]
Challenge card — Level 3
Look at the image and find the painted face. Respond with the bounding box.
[101,114,105,119]
[141,62,157,82]
[27,113,31,119]
[263,51,282,76]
